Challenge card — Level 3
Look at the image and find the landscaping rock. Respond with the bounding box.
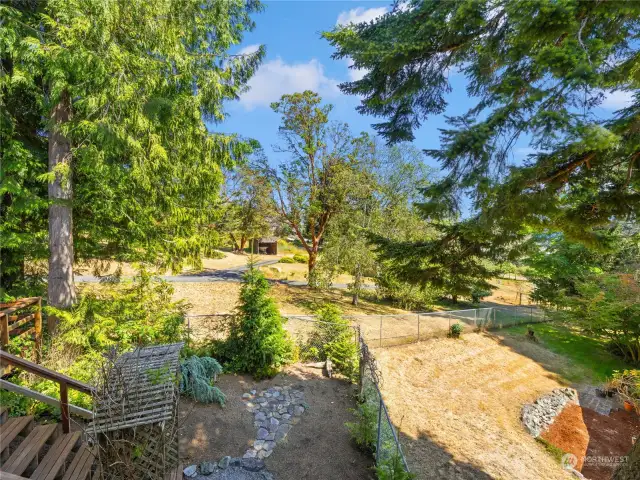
[521,388,579,437]
[241,458,265,472]
[256,427,268,440]
[184,465,198,477]
[200,461,217,475]
[218,456,231,469]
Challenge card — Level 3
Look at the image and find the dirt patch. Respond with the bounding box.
[374,334,572,479]
[540,404,589,470]
[178,364,373,480]
[581,408,640,480]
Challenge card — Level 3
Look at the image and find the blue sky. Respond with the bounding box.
[212,1,633,173]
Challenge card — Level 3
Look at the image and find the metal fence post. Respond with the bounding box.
[474,309,477,328]
[376,395,383,462]
[379,316,382,348]
[417,314,420,342]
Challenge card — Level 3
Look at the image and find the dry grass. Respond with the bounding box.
[485,278,533,305]
[375,334,573,480]
[171,281,408,316]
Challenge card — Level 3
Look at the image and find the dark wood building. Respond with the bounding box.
[252,237,278,255]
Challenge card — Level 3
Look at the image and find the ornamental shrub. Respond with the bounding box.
[293,253,308,264]
[278,256,296,264]
[303,304,358,380]
[179,356,225,405]
[448,322,463,338]
[222,265,293,379]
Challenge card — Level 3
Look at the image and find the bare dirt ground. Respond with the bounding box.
[484,278,532,306]
[178,365,374,480]
[374,334,573,480]
[581,408,640,480]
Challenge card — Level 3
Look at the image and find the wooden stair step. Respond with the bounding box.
[61,444,96,480]
[2,423,58,475]
[0,406,8,424]
[31,431,81,480]
[0,415,34,454]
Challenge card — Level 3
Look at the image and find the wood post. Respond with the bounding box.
[59,381,70,433]
[35,298,42,363]
[1,313,8,348]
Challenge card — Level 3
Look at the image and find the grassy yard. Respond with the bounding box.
[502,322,630,383]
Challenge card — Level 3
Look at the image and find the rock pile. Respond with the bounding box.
[242,386,306,460]
[183,457,273,479]
[521,387,579,437]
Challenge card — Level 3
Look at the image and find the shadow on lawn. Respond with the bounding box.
[399,429,494,479]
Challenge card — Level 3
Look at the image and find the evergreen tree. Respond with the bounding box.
[1,1,263,322]
[224,262,292,379]
[324,0,640,246]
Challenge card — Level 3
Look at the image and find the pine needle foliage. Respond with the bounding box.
[223,261,293,379]
[180,356,225,405]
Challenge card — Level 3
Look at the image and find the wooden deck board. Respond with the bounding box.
[2,423,58,474]
[31,431,81,480]
[61,444,96,480]
[0,415,34,454]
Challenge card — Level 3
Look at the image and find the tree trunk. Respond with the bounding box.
[352,264,361,306]
[452,294,458,303]
[307,249,318,288]
[240,236,247,252]
[47,91,75,334]
[229,233,240,251]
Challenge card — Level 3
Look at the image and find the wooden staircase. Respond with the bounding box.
[0,406,97,480]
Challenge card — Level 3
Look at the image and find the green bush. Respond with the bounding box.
[376,453,416,480]
[346,396,378,452]
[293,253,308,264]
[17,269,189,412]
[278,256,296,264]
[179,356,225,405]
[222,266,293,379]
[471,289,491,303]
[448,322,463,338]
[303,304,358,380]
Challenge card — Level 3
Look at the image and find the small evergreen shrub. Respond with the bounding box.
[179,356,225,405]
[222,265,293,379]
[375,453,416,480]
[293,253,308,264]
[471,288,491,303]
[346,397,378,452]
[303,304,358,380]
[448,322,463,338]
[278,256,296,264]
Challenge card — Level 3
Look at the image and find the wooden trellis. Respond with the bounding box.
[0,297,43,373]
[88,343,183,479]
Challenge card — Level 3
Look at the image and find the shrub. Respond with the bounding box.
[222,265,293,379]
[278,256,296,264]
[448,322,463,338]
[346,396,378,452]
[303,304,358,380]
[179,356,225,405]
[471,288,491,303]
[375,453,416,480]
[32,269,187,411]
[609,369,640,412]
[293,253,308,264]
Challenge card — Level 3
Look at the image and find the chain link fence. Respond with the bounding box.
[358,333,410,474]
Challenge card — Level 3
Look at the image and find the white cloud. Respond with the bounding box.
[336,7,389,82]
[336,7,388,26]
[238,58,340,110]
[601,90,634,110]
[238,44,261,56]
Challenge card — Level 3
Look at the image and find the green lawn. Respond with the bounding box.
[502,322,630,383]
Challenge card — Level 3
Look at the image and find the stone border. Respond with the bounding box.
[183,457,273,479]
[521,387,579,437]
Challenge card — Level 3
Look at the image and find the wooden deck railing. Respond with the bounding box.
[0,297,43,366]
[0,350,94,433]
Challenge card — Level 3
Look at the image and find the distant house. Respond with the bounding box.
[252,237,278,255]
